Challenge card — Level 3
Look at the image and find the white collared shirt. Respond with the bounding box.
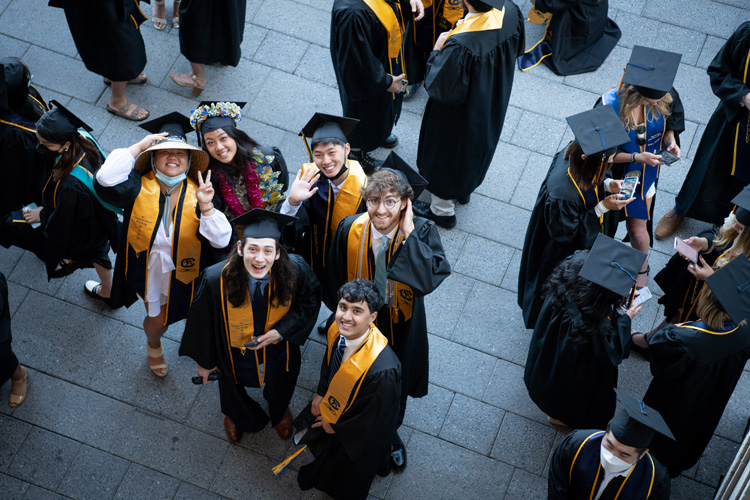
[594,465,635,500]
[371,224,398,258]
[342,330,369,363]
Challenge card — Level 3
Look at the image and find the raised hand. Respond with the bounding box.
[196,170,215,210]
[288,167,321,206]
[400,198,414,239]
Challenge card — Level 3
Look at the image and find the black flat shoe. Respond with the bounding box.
[84,280,110,305]
[390,432,407,472]
[412,200,457,229]
[457,194,471,205]
[381,133,398,148]
[50,259,92,279]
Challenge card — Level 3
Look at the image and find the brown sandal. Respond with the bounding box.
[9,366,28,407]
[106,100,150,121]
[103,73,147,85]
[147,343,168,378]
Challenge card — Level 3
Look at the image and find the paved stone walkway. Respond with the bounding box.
[1,0,749,498]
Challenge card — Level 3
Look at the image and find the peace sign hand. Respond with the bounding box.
[196,170,215,212]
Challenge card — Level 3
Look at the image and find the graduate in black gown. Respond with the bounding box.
[1,273,29,408]
[655,22,750,238]
[51,0,149,120]
[326,160,450,471]
[525,234,646,430]
[518,105,632,329]
[643,255,750,478]
[330,0,422,172]
[517,0,621,75]
[414,0,524,228]
[294,279,401,499]
[168,0,246,94]
[548,390,673,500]
[0,57,51,217]
[0,101,120,286]
[180,210,321,441]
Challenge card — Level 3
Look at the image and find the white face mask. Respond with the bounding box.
[600,444,635,474]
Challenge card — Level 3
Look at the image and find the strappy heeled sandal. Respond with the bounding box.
[9,365,28,407]
[152,0,166,30]
[147,343,168,378]
[172,0,181,28]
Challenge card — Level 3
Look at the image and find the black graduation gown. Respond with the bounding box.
[0,273,18,386]
[654,226,720,322]
[403,0,462,85]
[548,429,671,500]
[178,0,246,67]
[53,0,146,81]
[417,3,524,200]
[517,149,619,329]
[536,0,621,76]
[0,153,120,279]
[525,271,632,429]
[179,255,321,433]
[326,215,451,421]
[95,167,231,317]
[297,343,401,500]
[330,0,412,152]
[644,321,750,478]
[0,86,51,216]
[673,22,750,225]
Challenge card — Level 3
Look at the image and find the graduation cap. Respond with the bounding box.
[731,186,750,226]
[191,101,247,136]
[622,45,681,100]
[565,105,630,156]
[133,112,209,176]
[610,389,675,449]
[381,152,429,199]
[230,209,296,242]
[0,57,27,111]
[299,112,359,162]
[705,254,750,324]
[37,99,93,139]
[578,233,647,297]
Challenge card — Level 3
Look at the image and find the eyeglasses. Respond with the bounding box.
[366,197,399,209]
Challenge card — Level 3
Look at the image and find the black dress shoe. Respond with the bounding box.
[390,432,407,471]
[402,83,419,101]
[381,133,398,148]
[457,194,471,205]
[412,200,457,229]
[317,318,328,335]
[348,150,383,175]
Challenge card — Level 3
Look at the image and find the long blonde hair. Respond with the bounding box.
[617,84,673,130]
[695,286,731,330]
[712,213,750,265]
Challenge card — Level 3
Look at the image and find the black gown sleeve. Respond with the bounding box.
[666,87,685,134]
[386,218,451,297]
[534,0,581,13]
[646,324,691,380]
[545,197,599,247]
[648,461,672,500]
[331,9,393,102]
[598,313,632,366]
[41,182,88,273]
[547,430,581,499]
[324,217,353,311]
[708,21,750,108]
[424,40,471,105]
[272,254,321,345]
[180,268,220,370]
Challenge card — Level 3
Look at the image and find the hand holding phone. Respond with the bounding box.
[674,237,699,263]
[620,171,641,199]
[658,149,680,166]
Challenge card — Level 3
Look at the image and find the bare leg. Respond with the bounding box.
[626,216,650,288]
[190,62,206,85]
[143,305,168,376]
[93,263,113,298]
[108,81,148,120]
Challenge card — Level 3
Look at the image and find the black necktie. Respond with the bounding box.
[251,281,266,339]
[328,336,347,383]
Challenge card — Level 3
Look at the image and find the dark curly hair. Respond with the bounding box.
[336,279,383,314]
[361,168,413,202]
[543,252,625,343]
[223,236,297,308]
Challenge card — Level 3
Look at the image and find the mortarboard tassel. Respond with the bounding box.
[272,445,307,476]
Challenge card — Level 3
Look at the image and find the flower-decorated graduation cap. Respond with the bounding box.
[135,112,208,176]
[190,101,247,143]
[705,254,750,325]
[565,105,631,156]
[230,208,297,244]
[621,45,682,100]
[610,389,675,449]
[37,99,94,137]
[381,152,429,200]
[298,112,359,162]
[731,186,750,226]
[578,233,648,297]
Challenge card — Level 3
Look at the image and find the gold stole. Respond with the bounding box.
[345,213,414,332]
[219,264,292,385]
[320,323,389,424]
[732,47,750,176]
[126,172,202,286]
[440,0,464,27]
[445,7,505,42]
[363,0,404,59]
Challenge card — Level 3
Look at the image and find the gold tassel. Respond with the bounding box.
[272,445,307,476]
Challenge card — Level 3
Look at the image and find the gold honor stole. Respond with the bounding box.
[320,324,389,424]
[732,47,750,178]
[219,265,292,385]
[125,172,202,299]
[363,0,404,60]
[445,6,505,43]
[345,213,414,339]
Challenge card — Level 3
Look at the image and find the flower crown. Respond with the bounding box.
[189,101,242,130]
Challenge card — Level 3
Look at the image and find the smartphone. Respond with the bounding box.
[244,338,261,348]
[632,287,652,307]
[22,202,41,229]
[674,237,699,263]
[620,171,641,199]
[658,150,680,166]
